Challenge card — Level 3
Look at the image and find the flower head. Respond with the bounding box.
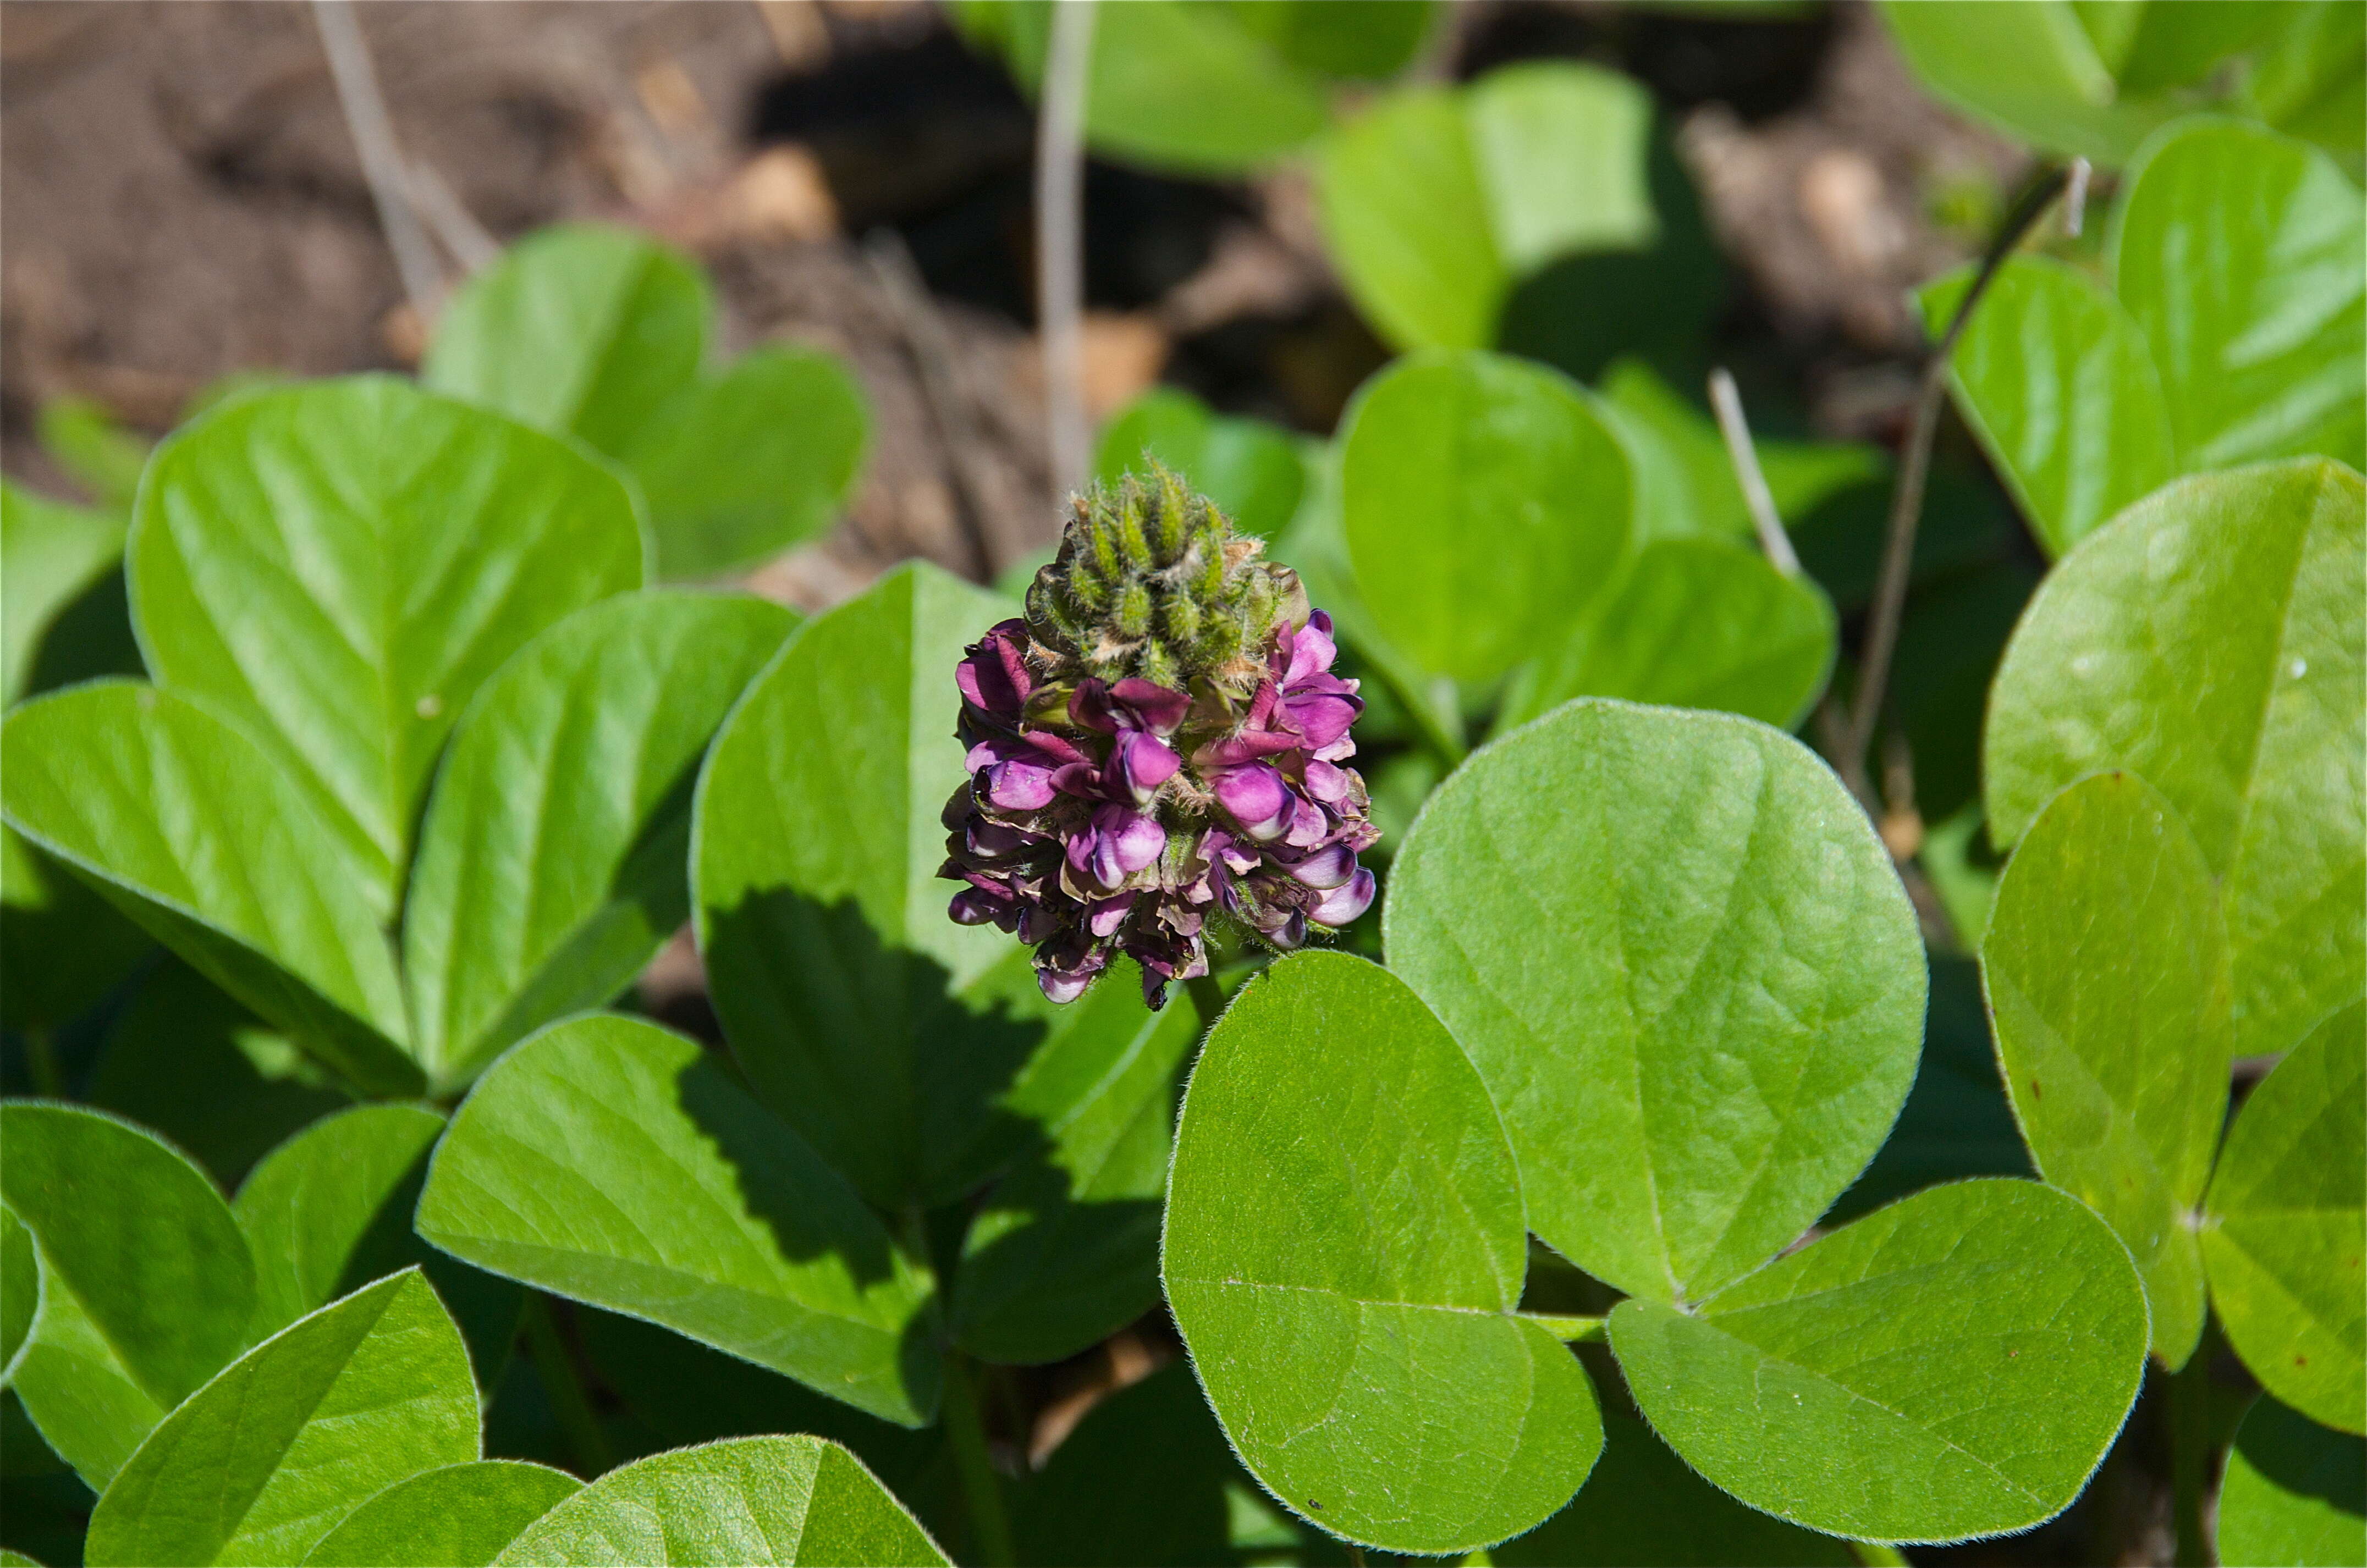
[943,468,1377,1008]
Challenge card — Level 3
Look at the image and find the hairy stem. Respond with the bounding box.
[942,1352,1016,1567]
[522,1294,613,1479]
[2171,1330,2216,1567]
[1845,164,2073,771]
[1036,0,1098,501]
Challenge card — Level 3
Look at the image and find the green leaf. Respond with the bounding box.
[416,1013,941,1427]
[1493,1410,1856,1567]
[949,981,1199,1365]
[1388,698,1925,1304]
[1340,351,1630,688]
[131,376,647,914]
[423,225,710,457]
[1223,0,1435,81]
[1595,358,1884,546]
[2111,117,2365,471]
[620,347,868,581]
[302,1461,582,1567]
[2241,2,2367,176]
[35,398,150,513]
[85,1269,480,1568]
[0,1103,255,1490]
[2,1207,32,1383]
[695,562,1157,1210]
[234,1105,522,1389]
[2,479,129,707]
[2202,1001,2366,1434]
[1316,87,1501,350]
[87,959,348,1190]
[1093,388,1306,540]
[1980,772,2228,1367]
[1874,1,2178,163]
[1612,1179,2151,1543]
[1465,63,1656,275]
[1164,951,1603,1555]
[1012,1359,1263,1568]
[2216,1396,2366,1567]
[404,592,795,1086]
[1494,538,1836,733]
[0,823,151,1034]
[1829,956,2032,1225]
[1925,257,2178,557]
[1985,459,2365,1059]
[2106,1,2282,94]
[493,1436,948,1567]
[0,682,416,1094]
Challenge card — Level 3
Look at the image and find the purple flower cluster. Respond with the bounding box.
[944,610,1378,1007]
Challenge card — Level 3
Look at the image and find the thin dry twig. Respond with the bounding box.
[1034,0,1097,501]
[406,159,501,275]
[1844,164,2073,771]
[1707,367,1801,578]
[863,228,1002,581]
[311,0,445,314]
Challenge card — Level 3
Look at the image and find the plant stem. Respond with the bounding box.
[942,1351,1015,1567]
[2171,1331,2216,1567]
[1706,367,1799,578]
[1845,164,2072,773]
[522,1294,613,1478]
[23,1027,63,1098]
[311,0,445,316]
[1848,1542,1909,1567]
[1035,0,1098,501]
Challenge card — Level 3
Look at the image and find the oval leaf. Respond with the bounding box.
[416,1013,940,1427]
[1,1102,255,1490]
[404,591,795,1084]
[2202,1001,2366,1434]
[1494,537,1837,734]
[302,1461,582,1568]
[2,478,128,707]
[1985,457,2365,1059]
[85,1269,480,1568]
[1929,256,2178,557]
[1164,951,1603,1555]
[1,1205,32,1383]
[620,347,869,582]
[131,376,647,913]
[0,682,415,1093]
[1389,698,1925,1304]
[2110,117,2365,471]
[1980,771,2229,1366]
[693,562,1164,1210]
[422,225,710,457]
[493,1436,947,1567]
[2216,1396,2366,1567]
[1341,351,1631,688]
[1612,1179,2150,1543]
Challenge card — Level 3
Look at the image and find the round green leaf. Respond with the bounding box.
[621,347,869,581]
[1612,1179,2150,1544]
[1341,351,1631,688]
[404,590,795,1086]
[950,981,1201,1365]
[1317,86,1502,350]
[2203,1001,2366,1434]
[1,1102,255,1490]
[1,1206,33,1384]
[302,1461,582,1567]
[1874,1,2178,164]
[1164,951,1603,1555]
[2110,117,2365,471]
[1465,62,1656,276]
[1494,537,1837,734]
[1223,0,1436,82]
[85,1269,480,1568]
[2217,1396,2366,1567]
[1093,389,1306,540]
[1980,772,2229,1367]
[1985,458,2365,1060]
[0,682,416,1094]
[131,376,647,915]
[692,562,1168,1211]
[415,1013,940,1428]
[493,1436,947,1567]
[1493,1411,1856,1567]
[1389,698,1925,1304]
[1928,256,2178,558]
[2,478,128,708]
[423,225,711,458]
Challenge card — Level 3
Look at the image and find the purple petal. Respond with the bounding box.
[1282,614,1337,687]
[1112,732,1181,804]
[1213,764,1292,840]
[1281,794,1328,848]
[1087,893,1137,937]
[1109,678,1192,736]
[1278,843,1356,889]
[956,620,1033,716]
[949,887,1015,927]
[1302,759,1351,806]
[985,758,1058,810]
[1309,868,1376,926]
[1282,690,1361,751]
[1038,967,1093,1003]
